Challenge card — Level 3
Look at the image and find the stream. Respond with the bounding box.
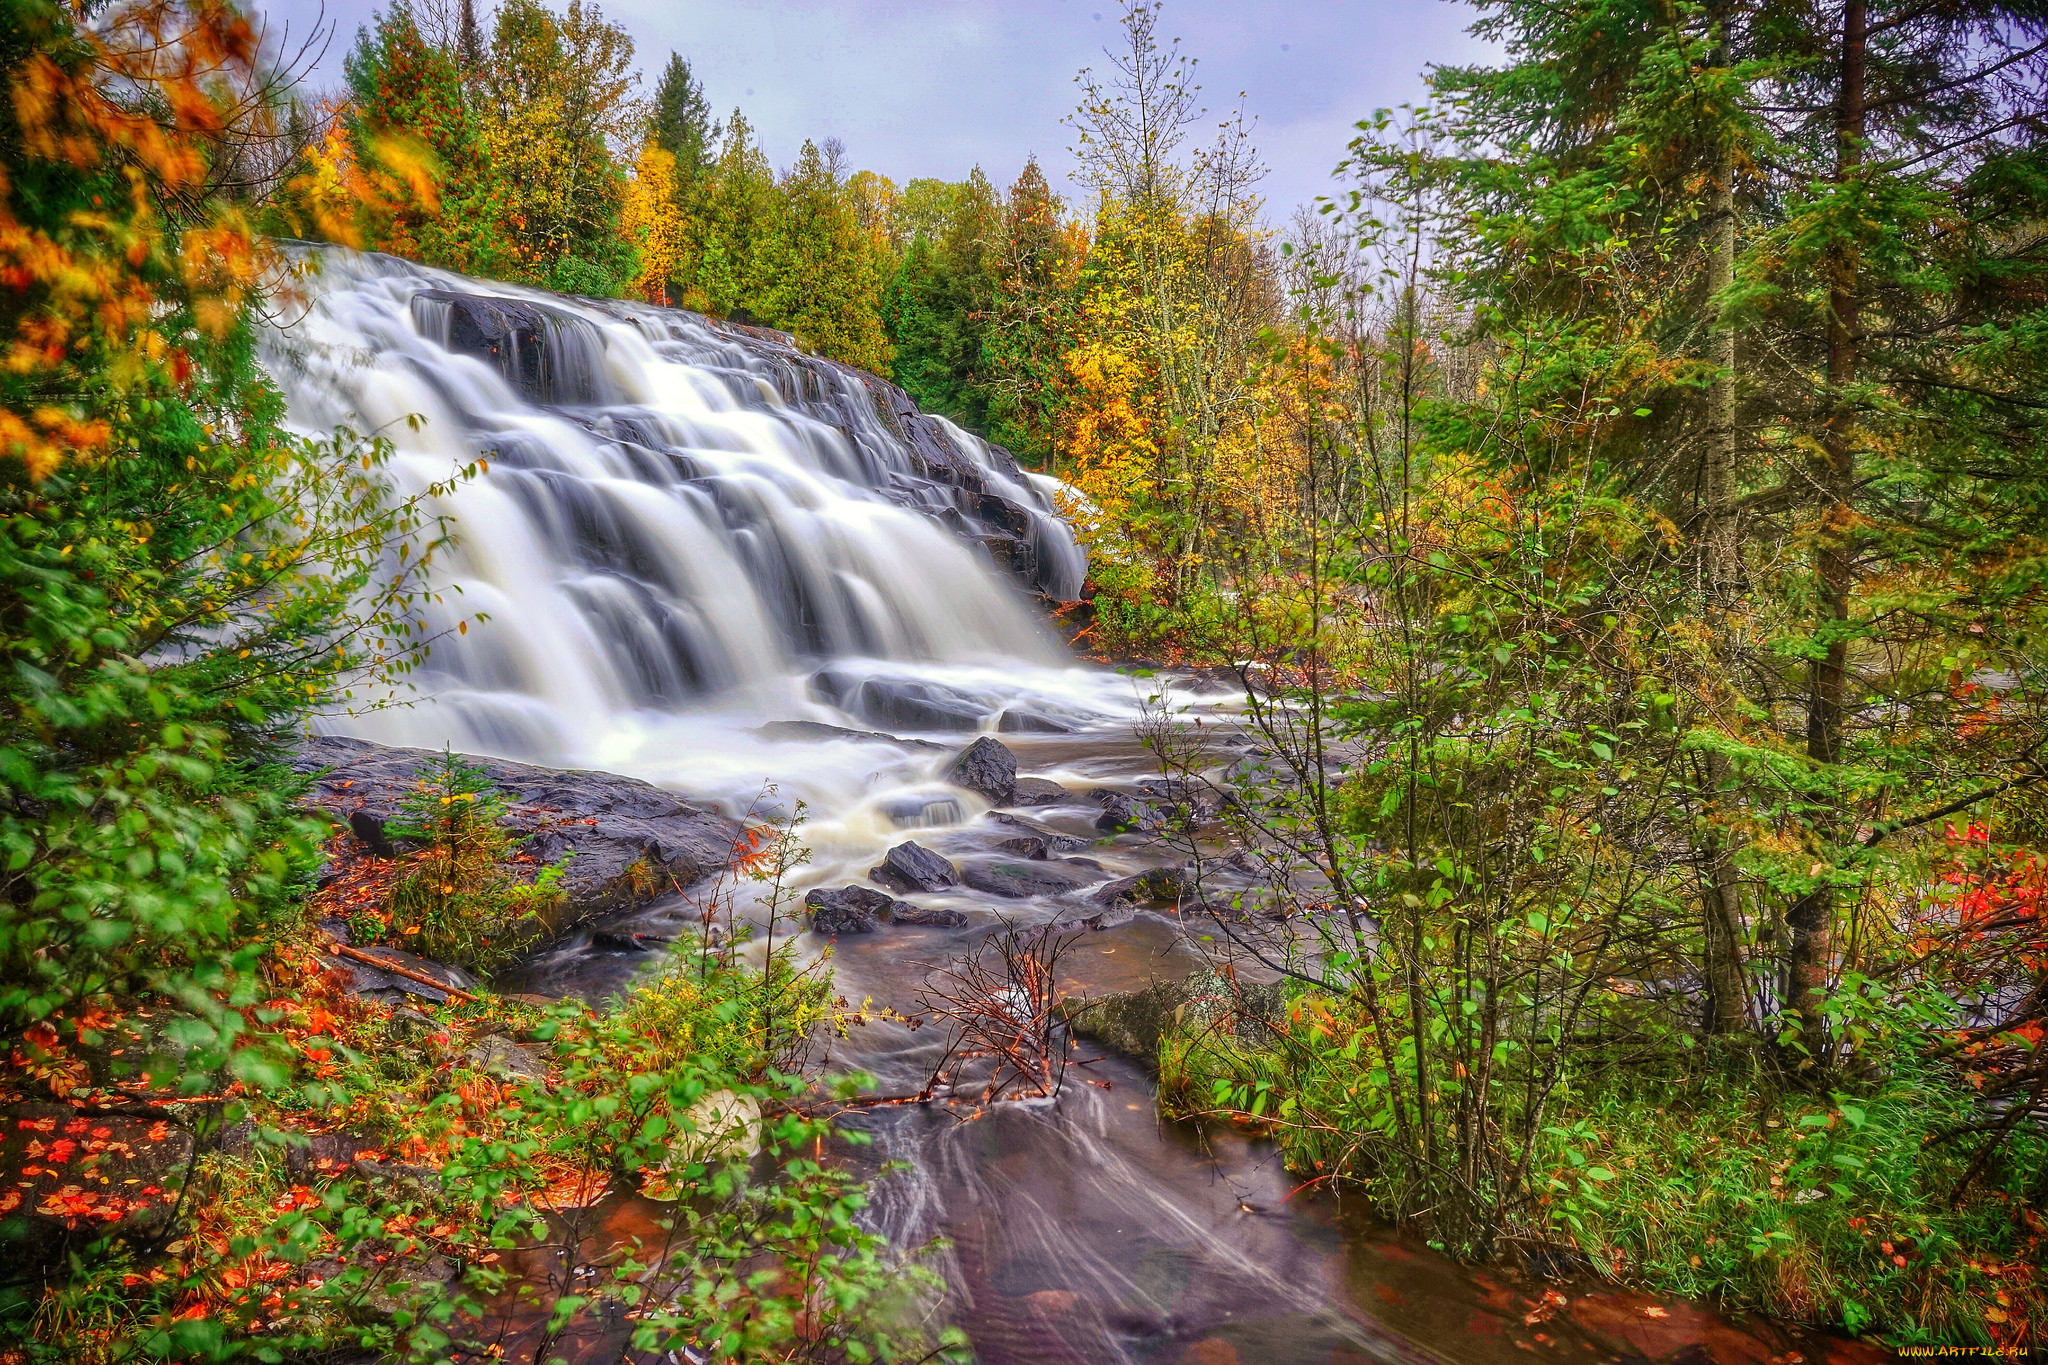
[268,249,1889,1365]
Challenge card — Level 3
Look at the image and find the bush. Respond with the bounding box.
[381,750,565,970]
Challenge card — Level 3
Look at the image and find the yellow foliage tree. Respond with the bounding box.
[623,140,689,303]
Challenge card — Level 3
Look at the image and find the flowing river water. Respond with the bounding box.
[267,249,1888,1365]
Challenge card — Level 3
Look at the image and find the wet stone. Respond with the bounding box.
[1087,788,1173,835]
[946,735,1018,805]
[870,840,960,894]
[987,810,1091,854]
[806,885,898,934]
[959,857,1112,899]
[995,835,1050,860]
[889,902,970,928]
[1008,776,1071,807]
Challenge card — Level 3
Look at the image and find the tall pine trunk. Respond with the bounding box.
[1784,0,1865,1068]
[1702,102,1750,1036]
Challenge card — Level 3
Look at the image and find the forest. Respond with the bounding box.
[1,0,2046,1360]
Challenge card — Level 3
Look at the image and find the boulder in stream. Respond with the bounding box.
[946,735,1017,805]
[959,857,1111,899]
[805,885,898,935]
[1008,776,1071,807]
[811,669,988,732]
[870,840,959,894]
[1087,787,1173,835]
[1062,970,1283,1069]
[987,810,1090,853]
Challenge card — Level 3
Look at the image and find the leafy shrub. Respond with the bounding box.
[382,750,566,970]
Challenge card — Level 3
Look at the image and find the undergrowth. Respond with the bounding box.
[1158,999,2045,1349]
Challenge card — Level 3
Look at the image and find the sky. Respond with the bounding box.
[280,0,1496,223]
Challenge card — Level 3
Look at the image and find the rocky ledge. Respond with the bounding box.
[292,735,742,929]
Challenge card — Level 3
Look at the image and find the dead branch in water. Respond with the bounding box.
[915,920,1081,1103]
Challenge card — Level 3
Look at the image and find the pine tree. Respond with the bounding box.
[649,52,717,190]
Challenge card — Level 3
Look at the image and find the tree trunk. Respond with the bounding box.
[1785,0,1865,1068]
[1701,57,1750,1036]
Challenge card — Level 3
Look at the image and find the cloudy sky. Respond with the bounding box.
[284,0,1495,222]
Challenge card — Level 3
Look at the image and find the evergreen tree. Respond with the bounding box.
[881,169,1000,429]
[649,52,717,189]
[759,139,894,373]
[693,110,775,317]
[983,156,1081,466]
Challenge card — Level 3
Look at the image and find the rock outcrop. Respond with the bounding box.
[293,735,743,926]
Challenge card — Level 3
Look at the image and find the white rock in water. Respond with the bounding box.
[679,1089,762,1163]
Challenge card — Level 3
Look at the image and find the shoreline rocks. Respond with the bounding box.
[292,736,743,930]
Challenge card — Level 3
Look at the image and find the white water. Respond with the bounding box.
[265,248,1132,847]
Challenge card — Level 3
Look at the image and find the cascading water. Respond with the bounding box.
[268,247,1097,800]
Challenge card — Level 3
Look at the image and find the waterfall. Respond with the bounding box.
[264,247,1116,816]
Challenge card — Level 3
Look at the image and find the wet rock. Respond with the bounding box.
[995,835,1049,860]
[946,735,1017,805]
[809,669,988,732]
[870,840,959,894]
[751,719,944,751]
[0,1104,194,1268]
[1136,775,1228,821]
[891,902,969,927]
[320,944,476,1006]
[1062,971,1283,1069]
[464,1034,548,1084]
[1092,865,1189,908]
[1008,776,1070,806]
[411,289,605,405]
[293,735,743,929]
[1087,788,1173,835]
[987,810,1090,853]
[589,929,669,953]
[959,857,1112,899]
[998,708,1077,734]
[805,884,896,934]
[348,807,393,856]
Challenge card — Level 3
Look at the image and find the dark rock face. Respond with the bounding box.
[805,885,897,935]
[959,857,1112,899]
[411,290,608,406]
[1136,774,1228,821]
[293,735,742,925]
[890,902,970,928]
[870,840,960,894]
[994,835,1050,860]
[0,1104,194,1268]
[1062,971,1283,1070]
[987,810,1090,853]
[1008,776,1070,807]
[947,735,1017,805]
[810,670,988,732]
[1087,787,1173,835]
[805,883,967,931]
